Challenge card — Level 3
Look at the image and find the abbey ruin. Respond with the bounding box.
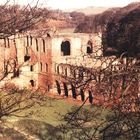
[0,31,109,101]
[0,2,139,107]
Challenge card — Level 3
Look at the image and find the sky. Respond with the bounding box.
[0,0,140,10]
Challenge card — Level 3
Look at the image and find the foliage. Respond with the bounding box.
[75,2,140,37]
[103,4,140,56]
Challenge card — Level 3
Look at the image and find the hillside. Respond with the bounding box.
[45,7,109,32]
[75,2,140,33]
[74,6,109,15]
[65,6,109,15]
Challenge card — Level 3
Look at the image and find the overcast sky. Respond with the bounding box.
[1,0,140,9]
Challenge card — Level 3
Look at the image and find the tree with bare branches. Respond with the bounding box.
[57,3,140,140]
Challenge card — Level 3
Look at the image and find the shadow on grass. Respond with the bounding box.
[0,125,27,140]
[16,119,63,140]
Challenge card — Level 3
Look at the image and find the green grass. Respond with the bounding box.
[28,98,75,126]
[5,97,111,127]
[5,97,76,126]
[2,97,76,139]
[3,97,112,140]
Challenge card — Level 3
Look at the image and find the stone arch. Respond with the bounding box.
[40,62,43,71]
[27,36,29,46]
[30,80,35,87]
[61,40,71,56]
[46,63,48,72]
[42,39,45,52]
[30,65,34,71]
[71,84,77,99]
[30,36,32,46]
[87,40,93,54]
[63,82,68,97]
[88,90,93,104]
[36,38,39,51]
[55,80,61,95]
[80,89,85,101]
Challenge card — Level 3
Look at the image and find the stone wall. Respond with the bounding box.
[0,32,103,100]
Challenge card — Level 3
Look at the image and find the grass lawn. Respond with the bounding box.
[5,97,76,126]
[2,96,111,140]
[23,97,76,126]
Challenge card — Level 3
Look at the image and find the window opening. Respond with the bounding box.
[30,65,33,71]
[36,39,38,51]
[30,80,34,87]
[43,39,45,52]
[87,41,93,54]
[61,41,71,56]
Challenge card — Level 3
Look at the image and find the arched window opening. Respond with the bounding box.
[47,85,50,91]
[27,36,29,46]
[24,47,30,62]
[30,36,32,46]
[80,89,85,101]
[24,55,30,62]
[46,63,48,72]
[7,38,10,48]
[36,39,38,51]
[40,62,43,71]
[63,82,68,97]
[30,80,35,87]
[42,39,45,52]
[4,38,10,48]
[71,84,76,99]
[65,68,67,77]
[61,41,71,56]
[87,41,93,54]
[30,65,33,71]
[4,38,6,47]
[89,90,93,104]
[56,80,61,95]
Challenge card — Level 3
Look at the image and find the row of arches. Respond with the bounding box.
[4,37,10,48]
[29,63,48,72]
[55,80,93,104]
[26,36,47,53]
[40,62,48,72]
[55,64,94,81]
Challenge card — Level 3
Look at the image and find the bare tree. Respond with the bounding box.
[57,3,140,140]
[0,0,45,38]
[0,1,49,138]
